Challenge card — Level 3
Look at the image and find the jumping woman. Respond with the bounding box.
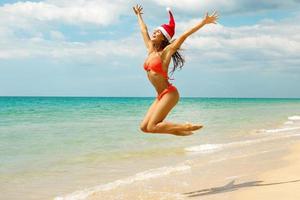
[133,5,219,136]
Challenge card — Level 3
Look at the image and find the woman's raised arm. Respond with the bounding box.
[166,11,219,54]
[133,4,153,52]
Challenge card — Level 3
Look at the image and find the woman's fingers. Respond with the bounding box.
[210,12,218,18]
[133,4,144,15]
[209,11,219,23]
[133,6,137,14]
[138,4,143,11]
[214,13,219,19]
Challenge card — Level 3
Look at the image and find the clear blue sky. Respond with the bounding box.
[0,0,299,97]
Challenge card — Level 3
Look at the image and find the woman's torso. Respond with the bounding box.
[143,52,173,94]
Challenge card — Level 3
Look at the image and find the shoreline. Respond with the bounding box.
[53,112,300,200]
[81,138,300,200]
[51,113,300,200]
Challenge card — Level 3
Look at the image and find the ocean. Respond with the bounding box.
[0,97,300,200]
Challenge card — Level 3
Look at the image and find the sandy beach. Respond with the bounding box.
[232,141,300,200]
[83,139,300,200]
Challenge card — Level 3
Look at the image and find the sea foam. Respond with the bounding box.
[263,127,300,133]
[185,115,300,154]
[288,116,300,121]
[185,133,300,153]
[54,162,191,200]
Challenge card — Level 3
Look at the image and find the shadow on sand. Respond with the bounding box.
[182,179,300,197]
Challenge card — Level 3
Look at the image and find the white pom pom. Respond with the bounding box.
[166,7,171,12]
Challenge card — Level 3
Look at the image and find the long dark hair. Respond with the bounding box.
[155,36,185,77]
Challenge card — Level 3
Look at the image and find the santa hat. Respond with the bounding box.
[156,7,175,42]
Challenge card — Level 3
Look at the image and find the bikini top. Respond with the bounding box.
[143,56,174,80]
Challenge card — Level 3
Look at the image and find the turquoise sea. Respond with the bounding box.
[1,97,300,200]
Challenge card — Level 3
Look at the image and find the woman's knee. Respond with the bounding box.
[146,123,157,133]
[140,123,148,133]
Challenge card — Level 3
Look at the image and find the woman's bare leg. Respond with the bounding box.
[146,91,202,136]
[140,98,159,132]
[139,98,201,135]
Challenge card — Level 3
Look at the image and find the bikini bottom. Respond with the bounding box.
[157,84,177,101]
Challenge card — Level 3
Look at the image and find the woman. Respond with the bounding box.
[133,5,219,136]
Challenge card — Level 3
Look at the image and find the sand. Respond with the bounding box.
[86,140,300,200]
[232,141,300,200]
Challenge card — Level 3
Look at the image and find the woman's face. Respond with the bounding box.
[151,29,164,43]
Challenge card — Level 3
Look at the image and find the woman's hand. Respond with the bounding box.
[203,11,219,25]
[133,4,144,15]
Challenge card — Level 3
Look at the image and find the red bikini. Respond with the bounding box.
[144,56,177,100]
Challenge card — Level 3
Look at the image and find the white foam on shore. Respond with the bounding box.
[184,144,223,153]
[185,140,255,153]
[284,115,300,125]
[186,115,300,154]
[263,127,300,133]
[263,115,300,133]
[185,133,300,154]
[54,163,191,200]
[288,116,300,121]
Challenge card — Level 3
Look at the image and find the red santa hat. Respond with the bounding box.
[156,7,175,42]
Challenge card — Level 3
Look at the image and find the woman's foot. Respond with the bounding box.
[184,122,203,131]
[173,130,194,136]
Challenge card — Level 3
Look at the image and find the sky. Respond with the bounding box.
[0,0,299,98]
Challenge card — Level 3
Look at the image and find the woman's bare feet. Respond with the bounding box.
[170,122,203,136]
[184,122,203,131]
[167,122,202,136]
[170,130,194,136]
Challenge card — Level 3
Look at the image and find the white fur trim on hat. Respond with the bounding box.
[155,26,171,41]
